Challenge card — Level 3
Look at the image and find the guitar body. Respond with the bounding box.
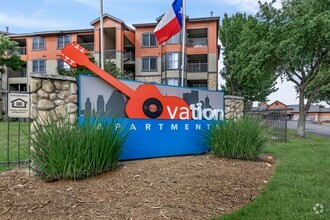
[125,84,191,119]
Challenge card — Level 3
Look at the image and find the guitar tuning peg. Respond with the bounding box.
[70,60,77,68]
[80,47,88,55]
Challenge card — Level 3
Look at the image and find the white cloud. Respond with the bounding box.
[268,79,298,104]
[0,11,78,31]
[209,0,282,14]
[72,0,98,8]
[69,0,145,11]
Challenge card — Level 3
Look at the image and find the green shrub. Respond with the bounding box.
[29,115,126,181]
[207,116,269,160]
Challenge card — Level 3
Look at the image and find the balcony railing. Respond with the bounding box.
[17,46,26,55]
[79,42,94,51]
[104,50,116,60]
[187,63,208,72]
[7,46,27,55]
[124,51,135,61]
[8,69,27,78]
[187,38,208,48]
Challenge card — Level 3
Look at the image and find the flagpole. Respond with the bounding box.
[180,0,186,87]
[100,0,104,70]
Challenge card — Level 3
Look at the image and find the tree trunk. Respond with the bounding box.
[296,90,306,137]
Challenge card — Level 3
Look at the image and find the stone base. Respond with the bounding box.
[224,95,244,120]
[135,76,161,84]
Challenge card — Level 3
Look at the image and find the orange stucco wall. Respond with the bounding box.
[116,29,124,51]
[135,26,161,58]
[11,31,92,61]
[135,19,219,59]
[93,17,122,29]
[186,20,218,54]
[124,30,135,45]
[93,17,135,52]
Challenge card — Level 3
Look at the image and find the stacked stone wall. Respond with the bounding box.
[224,95,244,120]
[135,76,161,84]
[30,74,78,133]
[207,73,217,91]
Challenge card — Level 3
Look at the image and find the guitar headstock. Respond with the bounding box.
[60,41,89,68]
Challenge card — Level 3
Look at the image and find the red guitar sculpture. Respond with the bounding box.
[60,42,191,119]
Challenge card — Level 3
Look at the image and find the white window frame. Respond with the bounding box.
[142,57,157,71]
[142,33,157,47]
[32,59,46,73]
[57,59,71,70]
[167,52,179,69]
[167,78,179,86]
[57,35,71,49]
[32,37,45,50]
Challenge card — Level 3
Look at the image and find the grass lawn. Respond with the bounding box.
[0,121,30,171]
[0,122,329,219]
[215,130,330,220]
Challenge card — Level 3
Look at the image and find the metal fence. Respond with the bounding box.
[0,90,31,171]
[245,108,288,143]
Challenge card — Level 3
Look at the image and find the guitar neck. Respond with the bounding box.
[84,60,135,98]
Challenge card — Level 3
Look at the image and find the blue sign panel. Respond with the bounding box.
[78,74,224,160]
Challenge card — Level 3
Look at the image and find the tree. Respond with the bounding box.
[257,0,330,137]
[219,13,277,103]
[309,84,330,106]
[0,34,25,74]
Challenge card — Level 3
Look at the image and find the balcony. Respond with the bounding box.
[79,43,94,51]
[17,46,26,55]
[187,63,208,72]
[7,46,27,55]
[8,69,27,78]
[124,51,135,62]
[187,38,208,48]
[104,50,116,60]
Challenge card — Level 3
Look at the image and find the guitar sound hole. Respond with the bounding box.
[143,98,163,119]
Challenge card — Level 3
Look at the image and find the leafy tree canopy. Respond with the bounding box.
[0,34,25,74]
[219,13,277,103]
[57,58,133,80]
[257,0,330,136]
[220,0,329,136]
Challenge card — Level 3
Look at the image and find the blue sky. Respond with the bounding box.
[0,0,273,33]
[0,0,302,105]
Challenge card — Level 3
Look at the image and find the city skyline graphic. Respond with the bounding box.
[79,75,223,118]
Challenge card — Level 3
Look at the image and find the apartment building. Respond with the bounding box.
[2,13,220,114]
[133,15,219,90]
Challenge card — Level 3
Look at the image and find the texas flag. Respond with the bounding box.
[154,0,183,44]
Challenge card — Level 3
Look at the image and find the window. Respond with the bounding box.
[167,52,179,69]
[32,59,46,73]
[166,31,180,44]
[57,59,71,70]
[57,35,71,49]
[188,81,207,89]
[32,37,45,50]
[167,78,179,86]
[142,33,157,47]
[142,57,157,71]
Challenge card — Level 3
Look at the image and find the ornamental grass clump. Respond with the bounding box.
[29,115,126,181]
[207,116,269,160]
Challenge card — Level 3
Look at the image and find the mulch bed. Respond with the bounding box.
[0,154,275,220]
